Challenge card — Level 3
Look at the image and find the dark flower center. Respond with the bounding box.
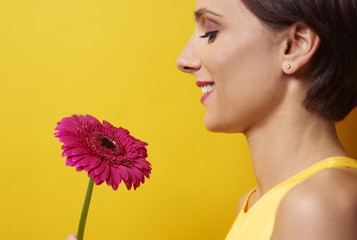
[89,132,125,157]
[100,137,116,150]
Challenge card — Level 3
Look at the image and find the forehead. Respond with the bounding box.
[195,0,243,19]
[194,0,267,35]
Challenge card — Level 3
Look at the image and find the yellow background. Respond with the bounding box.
[0,1,356,239]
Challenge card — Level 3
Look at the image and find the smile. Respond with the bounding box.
[201,84,215,95]
[196,81,216,103]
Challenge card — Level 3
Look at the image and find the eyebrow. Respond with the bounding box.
[194,8,222,22]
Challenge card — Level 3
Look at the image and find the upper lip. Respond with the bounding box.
[196,81,215,87]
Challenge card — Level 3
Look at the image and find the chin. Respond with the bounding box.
[204,115,243,133]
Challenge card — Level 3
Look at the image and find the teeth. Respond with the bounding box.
[201,84,215,95]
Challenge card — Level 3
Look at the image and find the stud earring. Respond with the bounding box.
[286,64,291,70]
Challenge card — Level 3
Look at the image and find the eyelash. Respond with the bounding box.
[200,31,218,43]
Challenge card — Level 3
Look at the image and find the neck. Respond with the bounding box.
[244,103,348,201]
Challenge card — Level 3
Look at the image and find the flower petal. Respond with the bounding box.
[54,130,78,138]
[100,164,110,182]
[62,148,87,157]
[136,158,152,171]
[118,166,129,181]
[128,170,138,186]
[112,181,119,190]
[94,162,106,175]
[76,166,84,172]
[84,165,93,172]
[88,156,101,168]
[137,148,148,157]
[59,137,82,147]
[111,168,122,185]
[61,145,74,150]
[58,118,79,132]
[124,179,132,190]
[117,127,130,135]
[84,114,101,125]
[134,140,148,148]
[88,169,97,178]
[79,158,91,166]
[94,175,104,185]
[66,158,76,167]
[106,172,114,187]
[72,155,85,163]
[142,169,150,178]
[133,167,145,182]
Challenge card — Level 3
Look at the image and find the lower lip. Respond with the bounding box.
[201,89,215,103]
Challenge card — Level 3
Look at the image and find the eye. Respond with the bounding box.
[200,31,218,43]
[199,19,219,43]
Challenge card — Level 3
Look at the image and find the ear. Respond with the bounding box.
[282,22,321,75]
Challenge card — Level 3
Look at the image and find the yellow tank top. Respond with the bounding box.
[224,156,357,240]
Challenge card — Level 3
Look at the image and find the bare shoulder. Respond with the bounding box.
[271,167,357,240]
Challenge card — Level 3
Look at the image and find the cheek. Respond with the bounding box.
[213,34,280,92]
[201,36,285,132]
[204,37,267,100]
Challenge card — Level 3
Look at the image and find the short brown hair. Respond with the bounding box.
[241,0,357,121]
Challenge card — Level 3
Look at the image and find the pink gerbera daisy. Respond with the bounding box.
[55,114,151,190]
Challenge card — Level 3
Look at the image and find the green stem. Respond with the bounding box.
[77,178,94,240]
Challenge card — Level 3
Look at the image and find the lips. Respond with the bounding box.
[196,81,216,103]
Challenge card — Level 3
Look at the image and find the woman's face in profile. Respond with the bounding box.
[177,0,288,133]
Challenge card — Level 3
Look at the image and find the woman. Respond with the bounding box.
[176,0,357,239]
[68,0,357,239]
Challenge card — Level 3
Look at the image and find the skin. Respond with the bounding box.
[177,0,357,239]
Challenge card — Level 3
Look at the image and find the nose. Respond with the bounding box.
[176,37,202,74]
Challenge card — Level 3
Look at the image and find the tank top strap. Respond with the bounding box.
[241,189,256,213]
[240,156,357,214]
[278,156,357,188]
